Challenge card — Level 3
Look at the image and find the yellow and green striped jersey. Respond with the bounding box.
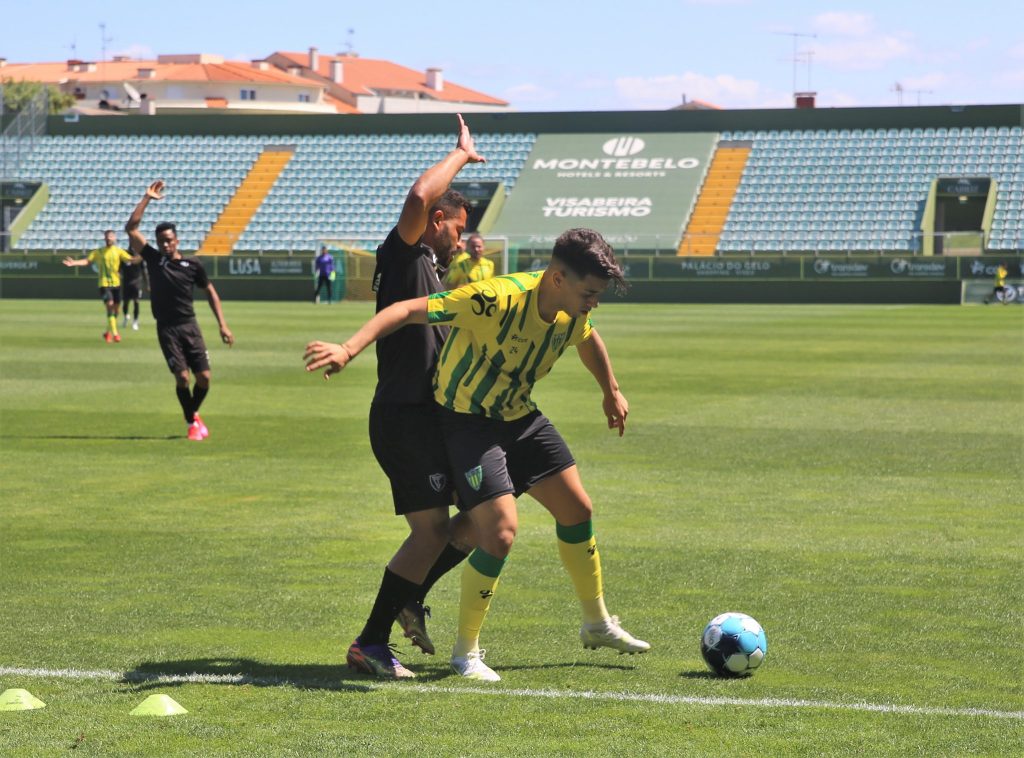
[447,256,495,287]
[428,271,592,420]
[87,246,132,287]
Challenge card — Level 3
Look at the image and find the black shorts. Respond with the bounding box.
[122,281,143,300]
[99,287,121,304]
[369,403,454,515]
[157,321,210,374]
[438,406,575,510]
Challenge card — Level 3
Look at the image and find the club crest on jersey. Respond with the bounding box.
[464,465,484,491]
[470,290,498,317]
[552,333,567,351]
[429,473,447,493]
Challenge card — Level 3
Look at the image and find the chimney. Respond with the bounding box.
[330,59,344,84]
[0,58,6,68]
[112,55,130,62]
[795,91,816,109]
[137,67,156,79]
[426,67,443,91]
[309,46,319,71]
[251,60,269,71]
[288,66,303,77]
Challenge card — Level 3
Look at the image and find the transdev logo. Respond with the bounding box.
[602,136,645,157]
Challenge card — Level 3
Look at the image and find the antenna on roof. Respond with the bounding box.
[99,22,113,65]
[123,81,142,104]
[66,37,78,59]
[890,81,904,106]
[774,31,817,96]
[345,28,356,56]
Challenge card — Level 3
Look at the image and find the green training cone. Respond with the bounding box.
[0,688,46,711]
[129,694,187,717]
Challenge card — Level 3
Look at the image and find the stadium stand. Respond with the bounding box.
[716,126,1024,254]
[9,123,1022,256]
[13,132,535,253]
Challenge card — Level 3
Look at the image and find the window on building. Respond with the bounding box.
[298,94,310,103]
[240,89,256,101]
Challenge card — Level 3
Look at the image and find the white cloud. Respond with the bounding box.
[995,69,1024,90]
[813,12,873,37]
[110,43,155,60]
[614,72,785,109]
[813,34,914,70]
[503,82,558,104]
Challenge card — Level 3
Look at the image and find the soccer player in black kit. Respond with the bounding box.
[126,180,234,441]
[306,115,483,678]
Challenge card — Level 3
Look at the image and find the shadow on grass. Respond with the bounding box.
[121,658,373,693]
[679,669,736,680]
[120,656,638,691]
[1,434,182,441]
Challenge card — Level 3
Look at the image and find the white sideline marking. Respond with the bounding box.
[1,665,1021,721]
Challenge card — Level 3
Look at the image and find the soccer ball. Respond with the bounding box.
[701,612,767,677]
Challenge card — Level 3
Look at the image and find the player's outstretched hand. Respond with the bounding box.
[304,340,354,380]
[220,325,234,346]
[603,390,629,437]
[146,180,165,200]
[456,113,486,164]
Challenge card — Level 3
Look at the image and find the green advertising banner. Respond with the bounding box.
[652,257,801,279]
[492,133,717,248]
[805,257,957,279]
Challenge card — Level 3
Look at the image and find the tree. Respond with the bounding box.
[1,79,77,115]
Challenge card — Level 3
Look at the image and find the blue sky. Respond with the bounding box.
[3,0,1021,110]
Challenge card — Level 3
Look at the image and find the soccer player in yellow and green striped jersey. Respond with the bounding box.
[446,233,494,287]
[305,227,650,683]
[63,230,135,342]
[984,262,1009,305]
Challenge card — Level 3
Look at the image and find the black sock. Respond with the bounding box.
[416,543,471,603]
[133,301,140,320]
[192,385,209,415]
[175,386,194,424]
[359,568,421,646]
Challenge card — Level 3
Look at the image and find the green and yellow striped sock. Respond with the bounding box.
[557,520,608,625]
[452,548,506,658]
[108,314,118,336]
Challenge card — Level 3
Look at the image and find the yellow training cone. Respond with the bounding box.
[129,694,187,717]
[0,688,46,711]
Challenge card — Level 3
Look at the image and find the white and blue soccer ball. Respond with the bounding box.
[701,612,767,677]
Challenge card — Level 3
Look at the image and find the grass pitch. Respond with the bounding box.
[1,299,1021,756]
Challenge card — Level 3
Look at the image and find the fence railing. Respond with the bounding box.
[2,231,1020,257]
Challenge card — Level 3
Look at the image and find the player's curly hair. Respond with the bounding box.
[431,189,471,219]
[154,221,178,238]
[552,228,627,294]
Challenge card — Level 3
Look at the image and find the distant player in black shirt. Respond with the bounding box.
[120,251,148,331]
[126,180,234,441]
[305,115,484,679]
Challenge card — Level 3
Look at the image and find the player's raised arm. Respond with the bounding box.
[576,329,629,436]
[304,296,430,380]
[125,180,165,254]
[396,114,485,247]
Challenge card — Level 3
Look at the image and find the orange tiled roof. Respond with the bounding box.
[273,51,507,106]
[1,59,319,86]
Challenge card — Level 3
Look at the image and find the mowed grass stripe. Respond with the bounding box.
[1,300,1021,755]
[2,666,1022,721]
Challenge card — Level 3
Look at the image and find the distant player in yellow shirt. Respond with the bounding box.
[305,227,649,683]
[447,233,494,287]
[984,262,1009,305]
[63,230,134,343]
